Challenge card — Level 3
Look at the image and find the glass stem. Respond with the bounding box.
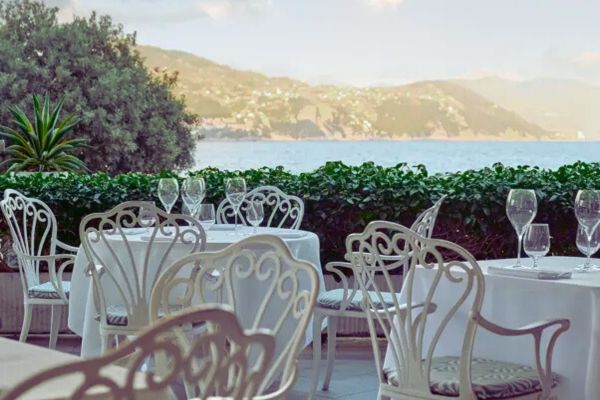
[586,234,592,269]
[234,208,238,233]
[516,232,523,267]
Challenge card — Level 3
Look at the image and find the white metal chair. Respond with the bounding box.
[150,234,319,397]
[309,196,445,398]
[0,304,291,400]
[216,185,304,230]
[0,189,78,349]
[349,222,570,400]
[79,201,206,354]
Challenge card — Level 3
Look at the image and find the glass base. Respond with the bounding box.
[574,263,600,273]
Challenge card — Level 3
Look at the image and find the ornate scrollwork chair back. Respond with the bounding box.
[0,189,76,347]
[0,305,276,400]
[410,195,446,239]
[216,185,304,230]
[79,201,206,351]
[151,234,319,396]
[348,223,569,400]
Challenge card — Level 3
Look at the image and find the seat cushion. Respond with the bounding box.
[317,289,398,312]
[105,305,129,326]
[28,281,70,300]
[102,305,176,327]
[386,356,559,399]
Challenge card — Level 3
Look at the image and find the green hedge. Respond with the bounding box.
[1,161,598,272]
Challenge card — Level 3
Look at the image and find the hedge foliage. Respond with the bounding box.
[1,161,598,272]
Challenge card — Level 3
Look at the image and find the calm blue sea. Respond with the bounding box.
[192,140,600,173]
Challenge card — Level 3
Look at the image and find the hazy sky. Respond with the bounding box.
[49,0,600,86]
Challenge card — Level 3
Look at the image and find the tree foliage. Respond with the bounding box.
[0,0,194,173]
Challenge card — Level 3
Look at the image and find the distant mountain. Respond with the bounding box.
[138,45,555,140]
[457,77,600,140]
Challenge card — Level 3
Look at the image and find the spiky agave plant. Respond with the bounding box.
[0,94,88,172]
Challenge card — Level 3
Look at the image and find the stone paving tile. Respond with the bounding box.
[6,335,382,400]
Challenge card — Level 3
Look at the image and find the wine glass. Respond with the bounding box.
[574,190,600,272]
[225,177,247,234]
[506,189,537,268]
[198,204,216,231]
[576,224,600,270]
[523,223,550,269]
[182,176,206,218]
[158,178,179,214]
[138,204,157,232]
[247,201,264,233]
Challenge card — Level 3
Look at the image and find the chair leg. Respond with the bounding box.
[101,333,111,354]
[19,304,33,342]
[49,304,62,349]
[322,316,338,391]
[309,311,325,400]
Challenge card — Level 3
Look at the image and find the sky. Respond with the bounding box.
[48,0,600,86]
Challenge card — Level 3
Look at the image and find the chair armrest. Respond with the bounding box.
[473,312,569,397]
[12,247,74,302]
[56,240,78,253]
[324,261,360,312]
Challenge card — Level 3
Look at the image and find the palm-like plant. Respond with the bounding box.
[0,94,88,172]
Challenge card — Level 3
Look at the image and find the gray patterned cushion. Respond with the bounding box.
[105,305,129,326]
[317,289,399,312]
[28,281,70,300]
[102,305,176,327]
[386,356,558,399]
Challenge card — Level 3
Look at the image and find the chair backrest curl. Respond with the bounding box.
[79,201,206,329]
[0,189,58,289]
[150,234,319,395]
[347,222,485,398]
[216,185,304,230]
[0,305,275,400]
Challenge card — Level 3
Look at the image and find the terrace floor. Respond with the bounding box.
[2,335,381,400]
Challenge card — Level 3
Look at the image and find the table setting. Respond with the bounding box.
[380,188,600,399]
[67,176,324,358]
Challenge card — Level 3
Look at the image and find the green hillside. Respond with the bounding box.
[138,45,554,140]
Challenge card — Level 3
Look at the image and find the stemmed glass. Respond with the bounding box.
[157,178,179,214]
[523,223,550,269]
[576,224,600,270]
[225,177,247,234]
[198,204,216,231]
[574,189,600,272]
[138,204,157,232]
[182,176,206,218]
[247,201,264,233]
[506,189,537,268]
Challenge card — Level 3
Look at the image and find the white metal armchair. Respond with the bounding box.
[309,196,445,398]
[348,223,569,400]
[0,304,288,400]
[150,234,319,398]
[0,189,77,348]
[216,185,304,230]
[79,201,206,354]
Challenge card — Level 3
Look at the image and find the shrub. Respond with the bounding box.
[0,161,597,272]
[0,0,194,173]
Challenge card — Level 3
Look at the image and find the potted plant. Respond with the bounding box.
[0,94,89,173]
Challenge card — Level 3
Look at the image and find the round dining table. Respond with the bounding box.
[68,224,324,358]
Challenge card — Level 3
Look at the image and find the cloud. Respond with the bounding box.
[572,51,600,67]
[364,0,404,9]
[47,0,272,24]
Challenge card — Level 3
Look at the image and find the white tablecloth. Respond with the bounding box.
[0,338,173,399]
[68,225,324,358]
[383,256,600,400]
